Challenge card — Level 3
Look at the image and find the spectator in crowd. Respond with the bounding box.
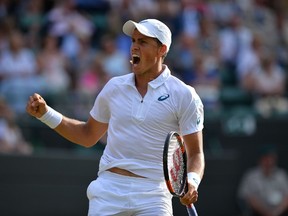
[46,0,95,62]
[275,0,288,71]
[71,33,97,79]
[37,34,71,95]
[96,33,130,78]
[124,0,158,21]
[192,16,221,107]
[209,0,241,27]
[194,16,220,63]
[77,57,109,96]
[189,55,221,111]
[74,57,109,120]
[169,31,196,79]
[0,98,33,155]
[218,14,253,85]
[178,0,209,40]
[236,33,263,87]
[242,52,288,117]
[238,144,288,216]
[0,19,10,52]
[18,0,46,52]
[243,0,279,50]
[0,30,45,114]
[281,9,288,46]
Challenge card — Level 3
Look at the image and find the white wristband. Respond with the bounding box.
[37,106,63,129]
[187,172,201,190]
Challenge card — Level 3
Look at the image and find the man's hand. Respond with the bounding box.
[180,183,198,206]
[26,93,48,118]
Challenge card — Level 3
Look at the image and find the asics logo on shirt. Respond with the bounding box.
[158,94,169,101]
[197,117,201,125]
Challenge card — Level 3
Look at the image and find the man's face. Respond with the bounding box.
[260,153,277,176]
[130,29,164,75]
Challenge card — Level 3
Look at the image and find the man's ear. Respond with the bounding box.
[159,45,167,57]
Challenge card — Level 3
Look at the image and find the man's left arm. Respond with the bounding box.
[180,131,205,205]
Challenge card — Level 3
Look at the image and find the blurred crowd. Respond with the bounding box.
[238,144,288,216]
[1,0,288,153]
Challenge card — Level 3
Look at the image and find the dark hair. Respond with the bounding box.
[154,38,163,46]
[258,144,277,157]
[153,38,167,59]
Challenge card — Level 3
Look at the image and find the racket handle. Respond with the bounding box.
[186,204,198,216]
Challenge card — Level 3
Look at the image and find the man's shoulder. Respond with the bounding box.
[242,167,261,179]
[166,74,199,100]
[105,73,133,87]
[166,73,191,89]
[109,73,133,82]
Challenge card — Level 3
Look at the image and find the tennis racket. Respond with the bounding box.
[163,131,198,216]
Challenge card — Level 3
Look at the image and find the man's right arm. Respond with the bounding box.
[54,115,108,147]
[26,93,108,147]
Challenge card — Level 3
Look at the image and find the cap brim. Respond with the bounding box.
[122,20,156,38]
[123,20,136,36]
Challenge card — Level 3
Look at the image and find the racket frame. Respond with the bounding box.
[163,131,198,216]
[163,131,188,197]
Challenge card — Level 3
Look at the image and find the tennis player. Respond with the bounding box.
[26,19,205,216]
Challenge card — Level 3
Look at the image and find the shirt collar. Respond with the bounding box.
[149,65,171,89]
[124,65,171,88]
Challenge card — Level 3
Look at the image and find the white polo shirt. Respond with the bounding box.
[90,65,204,180]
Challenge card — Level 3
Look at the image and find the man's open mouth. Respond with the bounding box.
[131,54,140,65]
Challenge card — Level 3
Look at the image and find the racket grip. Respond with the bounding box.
[186,204,198,216]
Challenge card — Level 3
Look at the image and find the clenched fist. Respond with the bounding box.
[26,93,48,118]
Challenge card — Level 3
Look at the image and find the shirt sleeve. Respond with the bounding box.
[89,80,113,123]
[178,86,204,135]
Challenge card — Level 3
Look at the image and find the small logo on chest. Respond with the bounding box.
[158,94,170,101]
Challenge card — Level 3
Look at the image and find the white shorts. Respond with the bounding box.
[86,171,173,216]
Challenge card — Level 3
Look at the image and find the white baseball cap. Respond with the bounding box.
[123,19,172,52]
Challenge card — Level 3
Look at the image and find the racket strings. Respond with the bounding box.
[168,142,186,195]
